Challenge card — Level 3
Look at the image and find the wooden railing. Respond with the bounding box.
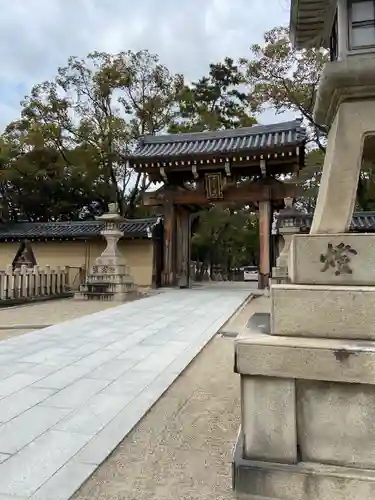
[0,265,69,302]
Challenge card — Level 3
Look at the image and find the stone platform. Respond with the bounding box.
[233,432,375,500]
[0,286,250,499]
[233,231,375,499]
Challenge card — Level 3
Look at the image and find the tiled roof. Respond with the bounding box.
[0,218,161,241]
[130,120,306,161]
[276,212,375,232]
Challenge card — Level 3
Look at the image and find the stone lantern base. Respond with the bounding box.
[77,261,138,302]
[233,233,375,500]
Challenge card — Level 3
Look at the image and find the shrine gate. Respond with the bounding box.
[128,120,306,289]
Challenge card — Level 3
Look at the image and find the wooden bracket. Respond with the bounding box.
[260,159,266,177]
[160,167,168,182]
[224,161,231,176]
[192,165,199,179]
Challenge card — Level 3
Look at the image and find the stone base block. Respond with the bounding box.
[74,289,140,301]
[75,272,138,301]
[233,431,375,500]
[92,263,132,276]
[241,377,297,463]
[271,284,375,339]
[236,332,375,469]
[235,330,375,384]
[289,233,375,286]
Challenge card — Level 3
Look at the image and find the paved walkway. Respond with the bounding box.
[0,287,250,500]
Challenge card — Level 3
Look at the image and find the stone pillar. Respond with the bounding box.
[311,59,375,234]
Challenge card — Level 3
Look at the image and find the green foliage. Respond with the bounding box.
[0,50,183,220]
[242,25,375,212]
[170,58,257,133]
[293,149,324,212]
[192,206,259,271]
[240,26,328,149]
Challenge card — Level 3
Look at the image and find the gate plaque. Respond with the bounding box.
[205,173,224,200]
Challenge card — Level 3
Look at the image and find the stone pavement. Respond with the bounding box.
[0,286,250,500]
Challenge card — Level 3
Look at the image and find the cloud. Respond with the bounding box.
[0,0,291,128]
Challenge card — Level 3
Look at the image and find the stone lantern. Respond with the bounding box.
[292,0,375,233]
[291,0,375,60]
[95,203,127,268]
[76,203,137,301]
[272,197,303,283]
[232,2,375,500]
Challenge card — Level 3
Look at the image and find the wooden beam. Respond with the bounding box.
[162,200,177,287]
[143,157,301,183]
[258,200,272,290]
[130,145,301,171]
[143,182,299,207]
[176,207,192,288]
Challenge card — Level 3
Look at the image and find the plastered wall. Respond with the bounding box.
[0,238,154,288]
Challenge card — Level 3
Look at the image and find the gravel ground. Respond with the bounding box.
[0,298,128,341]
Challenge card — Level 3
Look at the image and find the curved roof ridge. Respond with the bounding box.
[142,119,304,145]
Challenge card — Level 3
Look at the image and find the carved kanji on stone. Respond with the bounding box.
[320,242,358,276]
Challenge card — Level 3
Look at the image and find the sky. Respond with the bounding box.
[0,0,292,129]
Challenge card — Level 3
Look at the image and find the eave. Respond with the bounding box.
[290,0,337,49]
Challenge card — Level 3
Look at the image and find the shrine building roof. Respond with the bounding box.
[290,0,336,49]
[128,119,306,171]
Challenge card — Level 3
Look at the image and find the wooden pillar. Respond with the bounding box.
[162,199,177,287]
[258,200,272,289]
[151,220,163,289]
[176,207,192,288]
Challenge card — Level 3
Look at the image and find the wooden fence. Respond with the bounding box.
[0,265,69,302]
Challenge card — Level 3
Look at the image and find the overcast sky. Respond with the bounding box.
[0,0,292,129]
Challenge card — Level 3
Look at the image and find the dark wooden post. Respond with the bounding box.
[258,199,272,289]
[176,207,192,288]
[162,198,177,287]
[151,219,163,289]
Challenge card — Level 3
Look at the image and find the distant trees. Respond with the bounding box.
[170,57,257,133]
[191,206,259,276]
[0,50,183,221]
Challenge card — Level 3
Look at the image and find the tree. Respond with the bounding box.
[192,205,259,277]
[170,58,257,133]
[0,124,108,221]
[241,26,328,150]
[17,50,183,217]
[293,149,324,213]
[242,25,375,212]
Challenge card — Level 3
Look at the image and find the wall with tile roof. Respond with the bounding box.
[0,217,161,242]
[276,212,375,232]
